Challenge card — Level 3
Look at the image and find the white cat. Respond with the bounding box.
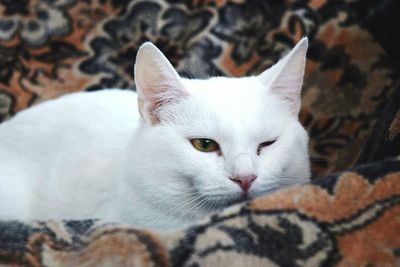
[0,38,310,230]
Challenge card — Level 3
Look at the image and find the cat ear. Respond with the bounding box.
[134,42,187,124]
[258,37,308,116]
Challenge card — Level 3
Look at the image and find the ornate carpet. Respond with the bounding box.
[1,158,400,266]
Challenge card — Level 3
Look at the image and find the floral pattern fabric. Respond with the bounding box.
[1,158,400,266]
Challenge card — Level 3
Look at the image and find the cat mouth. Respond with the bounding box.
[184,177,260,211]
[202,193,256,211]
[191,183,288,212]
[240,191,251,200]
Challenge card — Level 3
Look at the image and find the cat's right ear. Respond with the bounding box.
[258,37,308,117]
[134,42,187,124]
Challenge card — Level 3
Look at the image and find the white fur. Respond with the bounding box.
[0,38,310,230]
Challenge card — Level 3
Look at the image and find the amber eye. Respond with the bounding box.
[257,140,276,155]
[190,138,220,153]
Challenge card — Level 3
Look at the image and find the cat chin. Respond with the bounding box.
[194,181,292,212]
[199,191,259,211]
[196,183,291,215]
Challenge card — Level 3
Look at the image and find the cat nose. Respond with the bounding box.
[229,175,257,193]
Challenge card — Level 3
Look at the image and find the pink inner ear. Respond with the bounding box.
[147,98,167,125]
[272,83,301,101]
[142,87,188,125]
[258,38,307,116]
[134,42,189,124]
[269,82,301,116]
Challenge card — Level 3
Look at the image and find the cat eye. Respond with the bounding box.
[257,140,276,155]
[190,138,220,153]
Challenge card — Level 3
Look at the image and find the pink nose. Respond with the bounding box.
[230,175,257,193]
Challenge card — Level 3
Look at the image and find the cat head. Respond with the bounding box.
[132,38,310,222]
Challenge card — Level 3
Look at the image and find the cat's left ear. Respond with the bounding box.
[258,37,308,116]
[134,42,187,124]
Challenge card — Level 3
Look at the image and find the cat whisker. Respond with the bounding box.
[142,191,201,218]
[169,191,200,198]
[179,197,208,219]
[148,192,206,226]
[174,187,199,193]
[204,198,219,213]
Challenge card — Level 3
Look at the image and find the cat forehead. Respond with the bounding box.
[176,76,291,127]
[181,77,266,104]
[155,76,294,143]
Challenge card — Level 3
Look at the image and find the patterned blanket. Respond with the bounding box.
[1,158,400,266]
[1,0,400,266]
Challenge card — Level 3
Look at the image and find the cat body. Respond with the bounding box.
[0,38,310,230]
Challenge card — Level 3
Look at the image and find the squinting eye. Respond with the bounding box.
[190,138,220,153]
[257,140,276,155]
